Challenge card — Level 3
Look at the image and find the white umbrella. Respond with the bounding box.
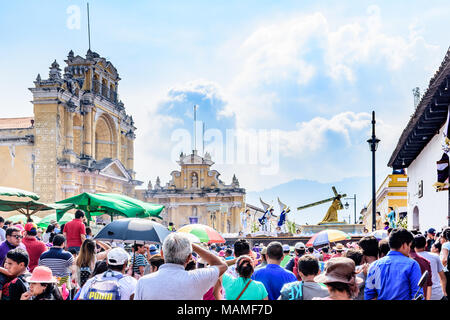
[371,229,388,240]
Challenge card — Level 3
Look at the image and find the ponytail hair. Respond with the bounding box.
[236,255,254,279]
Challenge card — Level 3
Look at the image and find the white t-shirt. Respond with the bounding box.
[78,270,137,300]
[0,228,6,242]
[134,263,219,300]
[418,251,445,300]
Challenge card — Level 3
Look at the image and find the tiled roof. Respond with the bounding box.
[0,117,34,130]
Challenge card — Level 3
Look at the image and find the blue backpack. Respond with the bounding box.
[83,270,124,300]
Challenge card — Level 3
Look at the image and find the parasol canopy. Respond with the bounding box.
[306,229,351,247]
[177,224,225,244]
[0,186,40,201]
[37,212,75,229]
[6,214,42,224]
[56,192,164,222]
[94,218,171,244]
[0,199,75,221]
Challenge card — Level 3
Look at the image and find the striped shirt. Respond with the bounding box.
[131,253,148,275]
[39,247,74,277]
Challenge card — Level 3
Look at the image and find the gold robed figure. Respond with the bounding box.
[318,198,342,224]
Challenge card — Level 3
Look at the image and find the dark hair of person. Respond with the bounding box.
[233,239,250,258]
[34,283,64,301]
[378,239,390,257]
[185,260,196,271]
[411,230,420,235]
[326,282,352,297]
[297,254,320,276]
[75,210,85,219]
[49,232,56,243]
[236,255,254,279]
[432,241,442,253]
[150,255,165,270]
[358,236,379,258]
[296,248,306,256]
[387,228,393,235]
[344,249,363,266]
[92,260,108,276]
[443,228,450,241]
[225,248,233,256]
[0,216,4,223]
[108,263,127,272]
[6,226,20,237]
[59,224,65,234]
[26,217,33,223]
[6,248,29,267]
[388,228,414,250]
[52,234,65,247]
[266,241,284,261]
[307,247,314,254]
[86,227,92,235]
[45,224,55,233]
[413,234,426,250]
[321,247,329,254]
[384,222,389,226]
[133,243,144,251]
[68,248,78,256]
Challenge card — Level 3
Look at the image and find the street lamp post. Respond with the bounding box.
[367,111,380,232]
[344,194,357,224]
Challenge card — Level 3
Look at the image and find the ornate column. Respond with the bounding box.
[83,109,93,157]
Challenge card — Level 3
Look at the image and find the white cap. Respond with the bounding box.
[282,244,290,252]
[295,242,306,250]
[107,247,130,266]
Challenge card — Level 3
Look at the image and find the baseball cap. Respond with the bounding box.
[428,228,436,235]
[24,222,38,234]
[107,248,130,266]
[149,244,160,255]
[282,244,290,252]
[295,242,306,250]
[261,246,267,255]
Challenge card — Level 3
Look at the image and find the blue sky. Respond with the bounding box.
[1,1,449,221]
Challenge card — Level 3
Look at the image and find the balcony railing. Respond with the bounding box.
[92,80,118,104]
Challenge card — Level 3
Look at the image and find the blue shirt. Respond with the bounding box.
[251,264,297,300]
[365,251,423,300]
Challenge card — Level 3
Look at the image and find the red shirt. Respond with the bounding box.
[410,251,433,296]
[64,219,86,248]
[22,236,47,272]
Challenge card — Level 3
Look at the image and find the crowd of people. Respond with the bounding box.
[0,212,449,300]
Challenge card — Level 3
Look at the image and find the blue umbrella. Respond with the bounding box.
[94,218,170,245]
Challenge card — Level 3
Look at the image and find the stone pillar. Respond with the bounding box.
[83,107,93,157]
[65,111,74,162]
[127,138,134,170]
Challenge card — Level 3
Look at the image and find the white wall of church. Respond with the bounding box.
[407,122,448,232]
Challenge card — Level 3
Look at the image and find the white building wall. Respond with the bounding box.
[407,123,448,232]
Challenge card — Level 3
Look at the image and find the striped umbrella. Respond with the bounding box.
[177,224,225,244]
[306,229,351,247]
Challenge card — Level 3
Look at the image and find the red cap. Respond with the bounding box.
[24,222,37,233]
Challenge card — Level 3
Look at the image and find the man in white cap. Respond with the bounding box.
[285,242,307,279]
[78,247,137,300]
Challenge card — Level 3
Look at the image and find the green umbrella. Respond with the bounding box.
[6,214,41,224]
[0,186,40,200]
[56,192,164,222]
[0,199,75,221]
[37,212,75,229]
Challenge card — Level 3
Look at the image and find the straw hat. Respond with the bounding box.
[26,266,57,283]
[314,257,363,285]
[333,243,345,252]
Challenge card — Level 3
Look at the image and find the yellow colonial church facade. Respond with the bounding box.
[0,50,141,208]
[135,150,246,233]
